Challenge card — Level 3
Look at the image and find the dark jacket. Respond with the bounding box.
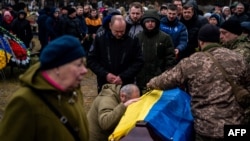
[37,8,50,49]
[45,8,61,41]
[0,63,89,141]
[61,16,83,40]
[76,14,88,37]
[180,14,208,58]
[11,10,33,48]
[136,9,177,92]
[229,13,250,23]
[87,30,144,90]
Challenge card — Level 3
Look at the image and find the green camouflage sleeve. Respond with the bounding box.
[147,57,191,90]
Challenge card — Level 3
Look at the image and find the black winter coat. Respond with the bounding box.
[87,30,144,90]
[11,11,33,48]
[61,16,83,40]
[180,15,208,58]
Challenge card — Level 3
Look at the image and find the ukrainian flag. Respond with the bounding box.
[109,88,194,141]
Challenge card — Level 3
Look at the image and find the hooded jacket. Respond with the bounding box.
[125,15,143,36]
[0,63,89,141]
[136,9,177,92]
[45,8,61,41]
[11,10,33,48]
[87,84,125,141]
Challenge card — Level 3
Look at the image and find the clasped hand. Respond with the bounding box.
[106,73,123,85]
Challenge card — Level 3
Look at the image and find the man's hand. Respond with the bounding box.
[106,73,117,83]
[174,48,179,59]
[123,98,140,107]
[146,78,158,90]
[113,76,122,85]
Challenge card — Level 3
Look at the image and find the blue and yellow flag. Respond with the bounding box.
[109,88,194,141]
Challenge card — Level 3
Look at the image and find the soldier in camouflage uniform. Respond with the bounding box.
[220,20,250,91]
[240,22,250,124]
[220,20,250,64]
[147,24,250,140]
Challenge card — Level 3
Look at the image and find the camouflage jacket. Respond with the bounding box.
[147,43,250,138]
[223,35,250,64]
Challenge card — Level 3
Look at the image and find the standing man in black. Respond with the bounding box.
[87,15,144,92]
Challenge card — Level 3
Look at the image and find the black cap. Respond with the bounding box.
[198,24,220,43]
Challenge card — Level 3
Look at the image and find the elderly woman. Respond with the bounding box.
[0,35,89,141]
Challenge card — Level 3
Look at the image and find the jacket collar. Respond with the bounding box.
[202,43,221,52]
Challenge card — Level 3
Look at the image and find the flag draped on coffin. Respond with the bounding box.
[109,88,194,141]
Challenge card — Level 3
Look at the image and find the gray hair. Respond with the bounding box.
[120,84,139,98]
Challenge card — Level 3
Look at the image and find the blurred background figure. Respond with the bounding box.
[0,35,89,141]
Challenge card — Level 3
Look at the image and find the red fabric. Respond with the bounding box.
[8,39,27,60]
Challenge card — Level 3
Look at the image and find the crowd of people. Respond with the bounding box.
[0,0,250,141]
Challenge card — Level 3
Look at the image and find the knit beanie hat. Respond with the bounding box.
[160,4,168,11]
[198,24,220,43]
[222,6,230,13]
[68,7,76,15]
[3,10,12,17]
[209,13,221,26]
[220,20,242,35]
[204,12,211,18]
[40,35,85,70]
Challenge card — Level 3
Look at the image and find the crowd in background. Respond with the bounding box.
[0,0,250,141]
[0,0,249,53]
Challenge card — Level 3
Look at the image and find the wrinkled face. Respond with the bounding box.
[220,28,238,43]
[120,86,140,103]
[182,7,194,20]
[144,20,156,30]
[129,6,143,23]
[58,58,88,91]
[167,9,177,21]
[109,20,126,39]
[236,4,244,14]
